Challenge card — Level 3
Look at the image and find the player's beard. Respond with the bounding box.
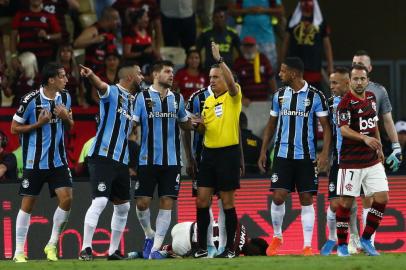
[159,80,172,89]
[353,86,366,95]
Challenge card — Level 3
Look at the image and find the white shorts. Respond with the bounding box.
[337,162,389,197]
[171,222,194,256]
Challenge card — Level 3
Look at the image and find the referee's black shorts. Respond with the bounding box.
[197,144,240,192]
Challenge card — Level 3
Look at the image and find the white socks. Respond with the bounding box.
[217,199,226,250]
[271,201,285,238]
[326,206,337,241]
[15,210,31,255]
[301,204,315,247]
[82,197,108,250]
[109,202,130,255]
[207,207,215,247]
[136,207,155,239]
[151,209,171,252]
[48,207,70,246]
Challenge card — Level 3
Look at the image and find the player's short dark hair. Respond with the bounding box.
[41,62,64,85]
[152,60,174,73]
[242,238,268,256]
[213,5,228,16]
[283,57,304,74]
[333,66,350,76]
[351,64,369,78]
[354,50,370,57]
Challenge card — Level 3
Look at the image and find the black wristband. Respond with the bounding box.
[217,57,224,64]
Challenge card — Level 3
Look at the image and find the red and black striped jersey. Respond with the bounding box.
[337,91,380,169]
[12,10,61,58]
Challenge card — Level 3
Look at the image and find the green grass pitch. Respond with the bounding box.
[1,253,406,270]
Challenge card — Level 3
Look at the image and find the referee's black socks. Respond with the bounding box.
[224,207,237,250]
[197,207,210,249]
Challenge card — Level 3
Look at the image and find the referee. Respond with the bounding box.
[193,42,242,259]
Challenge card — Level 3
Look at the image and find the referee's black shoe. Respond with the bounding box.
[79,247,93,261]
[192,248,208,258]
[107,250,126,260]
[214,248,235,258]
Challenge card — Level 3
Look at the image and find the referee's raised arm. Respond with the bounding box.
[211,42,239,96]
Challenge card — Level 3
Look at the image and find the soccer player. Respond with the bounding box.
[133,60,193,259]
[193,42,242,259]
[11,62,73,263]
[335,64,389,257]
[258,57,332,256]
[78,64,144,260]
[320,67,350,256]
[166,221,267,258]
[349,50,401,251]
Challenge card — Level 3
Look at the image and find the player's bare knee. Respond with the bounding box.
[374,191,389,205]
[136,198,150,210]
[196,196,210,208]
[159,197,174,210]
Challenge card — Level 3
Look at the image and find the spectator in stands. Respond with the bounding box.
[174,48,207,100]
[281,0,333,91]
[0,130,17,181]
[230,0,285,70]
[394,121,406,174]
[7,52,40,107]
[196,6,241,71]
[91,51,120,104]
[42,0,80,43]
[75,114,99,177]
[10,0,62,71]
[0,30,5,72]
[160,0,197,51]
[56,43,86,107]
[74,6,120,104]
[112,0,162,52]
[240,112,268,175]
[123,9,158,70]
[233,36,276,106]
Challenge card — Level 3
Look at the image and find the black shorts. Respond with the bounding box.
[270,157,318,194]
[19,166,73,197]
[135,165,181,199]
[328,161,339,200]
[88,157,131,201]
[197,145,240,192]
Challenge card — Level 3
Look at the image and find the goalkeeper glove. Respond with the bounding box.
[386,142,403,172]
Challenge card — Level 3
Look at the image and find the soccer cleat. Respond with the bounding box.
[266,237,283,256]
[337,244,350,257]
[149,250,166,259]
[214,248,236,258]
[303,246,314,256]
[193,248,208,258]
[142,238,154,259]
[79,247,93,261]
[216,246,225,257]
[348,234,362,254]
[207,245,217,258]
[44,244,58,261]
[320,240,336,256]
[13,253,27,263]
[107,250,125,260]
[360,237,380,256]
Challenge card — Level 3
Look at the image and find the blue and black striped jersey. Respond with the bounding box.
[88,84,135,164]
[13,87,72,169]
[134,87,188,166]
[270,82,328,160]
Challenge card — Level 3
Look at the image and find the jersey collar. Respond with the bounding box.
[40,87,61,101]
[149,85,174,97]
[289,81,308,93]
